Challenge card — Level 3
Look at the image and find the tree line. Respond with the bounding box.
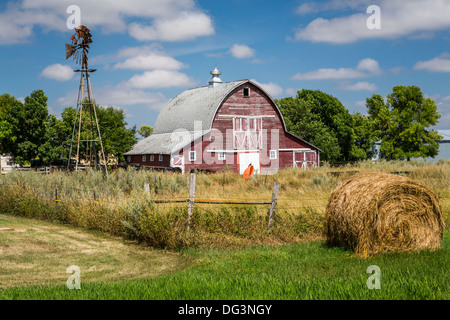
[0,89,140,165]
[276,85,443,162]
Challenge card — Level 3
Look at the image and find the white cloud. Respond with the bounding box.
[291,58,381,80]
[294,0,450,44]
[0,3,65,44]
[251,80,283,97]
[55,85,168,111]
[127,70,197,89]
[296,3,319,15]
[230,44,255,59]
[285,88,299,96]
[357,58,382,74]
[114,50,186,70]
[340,81,378,91]
[128,11,214,42]
[292,68,364,80]
[40,64,74,81]
[389,66,405,75]
[0,0,214,44]
[95,87,168,110]
[414,53,450,72]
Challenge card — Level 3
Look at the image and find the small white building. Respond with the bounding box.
[0,154,18,174]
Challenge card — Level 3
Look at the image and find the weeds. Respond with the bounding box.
[0,161,448,250]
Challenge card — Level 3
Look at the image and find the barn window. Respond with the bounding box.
[142,155,146,162]
[159,155,163,162]
[189,151,196,162]
[218,152,226,160]
[127,156,131,162]
[270,150,277,160]
[233,117,263,150]
[243,87,250,97]
[150,155,154,161]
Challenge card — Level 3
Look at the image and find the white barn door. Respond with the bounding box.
[239,152,260,175]
[171,155,184,173]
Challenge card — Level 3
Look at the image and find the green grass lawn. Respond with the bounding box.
[1,228,448,300]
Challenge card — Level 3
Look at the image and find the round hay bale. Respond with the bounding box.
[324,172,444,257]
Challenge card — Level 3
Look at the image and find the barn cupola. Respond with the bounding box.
[208,66,222,88]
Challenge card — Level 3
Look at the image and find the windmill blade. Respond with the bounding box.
[75,25,93,45]
[66,25,93,65]
[75,25,90,39]
[75,27,83,39]
[65,43,77,59]
[78,25,90,34]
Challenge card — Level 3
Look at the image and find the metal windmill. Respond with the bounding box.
[65,25,107,173]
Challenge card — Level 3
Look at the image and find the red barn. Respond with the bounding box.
[124,67,321,174]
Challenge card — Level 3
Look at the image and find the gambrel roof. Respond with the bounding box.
[153,80,248,134]
[124,130,209,155]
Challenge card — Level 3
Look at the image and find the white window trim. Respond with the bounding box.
[218,152,226,160]
[159,154,163,162]
[270,150,277,160]
[150,155,154,161]
[189,151,196,162]
[142,155,146,162]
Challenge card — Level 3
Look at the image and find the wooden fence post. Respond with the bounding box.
[144,183,150,197]
[187,172,196,231]
[55,185,58,202]
[267,182,280,231]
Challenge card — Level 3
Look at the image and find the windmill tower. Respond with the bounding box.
[65,26,107,173]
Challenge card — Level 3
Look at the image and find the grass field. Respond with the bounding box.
[0,214,448,300]
[0,214,187,289]
[0,161,449,300]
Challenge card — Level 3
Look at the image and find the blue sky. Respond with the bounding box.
[1,0,450,132]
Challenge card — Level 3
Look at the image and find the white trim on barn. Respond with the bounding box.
[292,149,318,169]
[171,155,184,173]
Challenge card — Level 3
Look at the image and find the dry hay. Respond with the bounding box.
[324,172,445,257]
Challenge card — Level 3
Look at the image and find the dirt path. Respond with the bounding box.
[0,214,188,288]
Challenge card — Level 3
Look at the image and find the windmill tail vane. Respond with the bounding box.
[65,26,108,174]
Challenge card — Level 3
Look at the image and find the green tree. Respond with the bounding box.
[7,90,49,164]
[138,125,153,138]
[276,95,340,161]
[0,93,21,154]
[277,90,372,161]
[96,105,137,164]
[61,105,137,164]
[37,114,72,163]
[351,112,378,160]
[367,85,442,160]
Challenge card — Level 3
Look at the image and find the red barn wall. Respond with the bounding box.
[127,154,171,168]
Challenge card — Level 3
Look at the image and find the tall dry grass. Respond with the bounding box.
[0,160,448,250]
